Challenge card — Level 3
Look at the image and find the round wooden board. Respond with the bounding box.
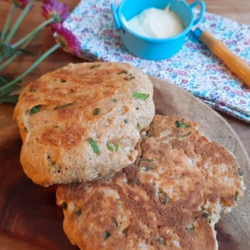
[0,77,249,250]
[151,76,250,250]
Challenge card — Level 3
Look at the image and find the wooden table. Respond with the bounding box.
[0,0,249,248]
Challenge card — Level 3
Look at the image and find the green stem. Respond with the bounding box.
[13,18,54,48]
[0,56,3,64]
[0,43,60,93]
[0,31,39,72]
[0,4,16,42]
[5,1,34,44]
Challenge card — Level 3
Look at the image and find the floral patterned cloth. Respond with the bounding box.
[63,0,250,123]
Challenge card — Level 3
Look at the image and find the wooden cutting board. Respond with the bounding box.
[0,77,249,250]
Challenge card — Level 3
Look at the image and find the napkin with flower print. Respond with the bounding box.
[63,0,250,123]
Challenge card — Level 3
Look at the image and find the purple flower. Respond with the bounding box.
[42,0,70,23]
[54,23,81,56]
[2,0,29,8]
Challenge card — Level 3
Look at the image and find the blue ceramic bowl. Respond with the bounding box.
[111,0,206,60]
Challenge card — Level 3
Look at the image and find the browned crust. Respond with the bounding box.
[56,115,244,250]
[14,62,155,186]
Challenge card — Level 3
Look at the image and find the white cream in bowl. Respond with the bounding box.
[126,7,184,39]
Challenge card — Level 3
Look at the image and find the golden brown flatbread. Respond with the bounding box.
[14,62,155,186]
[56,115,244,250]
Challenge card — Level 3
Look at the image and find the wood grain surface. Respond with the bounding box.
[0,0,250,249]
[0,233,45,250]
[0,78,249,250]
[0,0,249,154]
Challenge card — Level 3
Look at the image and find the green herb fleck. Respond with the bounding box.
[124,75,135,81]
[111,98,117,102]
[61,202,67,210]
[29,105,41,115]
[143,166,155,171]
[235,191,239,201]
[187,223,195,230]
[127,180,139,186]
[103,231,111,240]
[177,132,191,138]
[53,125,59,129]
[111,217,119,228]
[90,64,101,69]
[132,92,149,101]
[29,88,36,92]
[158,192,169,205]
[155,237,167,246]
[24,127,28,132]
[135,158,154,171]
[107,143,119,152]
[122,227,129,237]
[137,123,141,130]
[117,69,128,75]
[175,120,189,128]
[75,209,82,216]
[47,154,51,162]
[136,158,153,168]
[54,102,76,110]
[238,170,244,176]
[51,161,56,166]
[87,138,100,155]
[201,210,210,218]
[124,119,128,124]
[93,108,101,115]
[137,158,153,163]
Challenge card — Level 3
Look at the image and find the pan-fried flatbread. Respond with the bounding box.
[14,62,155,186]
[56,115,244,250]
